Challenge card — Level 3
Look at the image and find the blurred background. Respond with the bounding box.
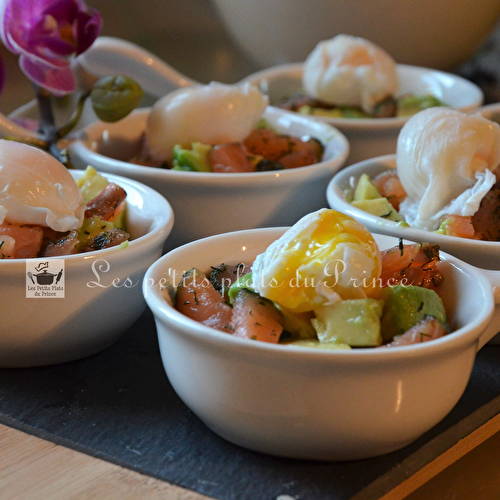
[2,0,500,114]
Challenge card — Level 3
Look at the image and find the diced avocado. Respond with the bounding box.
[172,142,212,172]
[397,94,445,117]
[338,106,370,118]
[352,197,402,221]
[298,105,343,117]
[254,117,276,131]
[300,105,369,119]
[312,298,384,347]
[77,166,110,203]
[228,272,254,304]
[76,216,115,248]
[379,285,447,343]
[281,338,351,350]
[435,219,448,235]
[353,173,383,201]
[275,306,317,340]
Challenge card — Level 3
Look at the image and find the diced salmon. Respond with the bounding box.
[0,223,44,258]
[440,214,475,239]
[175,268,233,332]
[42,230,80,257]
[372,96,398,118]
[243,128,286,160]
[279,148,319,169]
[472,183,500,240]
[0,234,15,258]
[372,171,407,211]
[209,142,255,173]
[379,242,444,289]
[208,263,251,301]
[80,228,129,252]
[382,317,448,347]
[243,128,322,166]
[85,182,127,221]
[231,289,284,343]
[276,92,325,112]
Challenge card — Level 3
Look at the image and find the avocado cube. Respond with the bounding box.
[351,197,402,221]
[353,173,382,201]
[312,298,384,347]
[172,142,212,172]
[228,272,254,304]
[379,285,447,342]
[397,94,445,117]
[276,306,317,340]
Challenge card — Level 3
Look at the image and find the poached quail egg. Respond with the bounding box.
[302,34,399,115]
[397,107,500,231]
[251,209,381,313]
[0,140,85,232]
[145,81,269,163]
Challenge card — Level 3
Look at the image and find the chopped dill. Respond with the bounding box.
[188,290,199,305]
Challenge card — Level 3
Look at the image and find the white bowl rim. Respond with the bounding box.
[326,154,500,249]
[0,169,174,264]
[69,107,350,185]
[478,102,500,118]
[239,62,484,130]
[144,227,493,362]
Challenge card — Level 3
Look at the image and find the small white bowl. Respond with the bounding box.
[240,63,483,166]
[143,227,500,461]
[326,156,500,270]
[68,106,349,250]
[0,171,174,368]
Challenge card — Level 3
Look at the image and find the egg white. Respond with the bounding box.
[145,82,269,163]
[302,34,399,115]
[397,108,500,231]
[0,140,84,231]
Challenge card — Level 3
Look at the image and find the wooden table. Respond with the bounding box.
[1,416,500,500]
[2,3,500,499]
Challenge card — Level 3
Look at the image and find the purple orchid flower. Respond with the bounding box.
[0,0,101,95]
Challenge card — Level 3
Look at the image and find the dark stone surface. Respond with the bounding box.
[1,309,499,500]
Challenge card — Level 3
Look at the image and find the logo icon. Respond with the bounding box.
[26,259,65,298]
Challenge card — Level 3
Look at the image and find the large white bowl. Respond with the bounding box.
[240,63,483,166]
[0,171,174,368]
[326,155,500,270]
[143,227,500,461]
[68,106,349,251]
[212,0,500,71]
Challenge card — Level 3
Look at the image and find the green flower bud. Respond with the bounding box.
[90,75,143,122]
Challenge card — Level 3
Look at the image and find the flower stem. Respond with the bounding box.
[57,90,91,139]
[34,85,66,164]
[35,86,57,137]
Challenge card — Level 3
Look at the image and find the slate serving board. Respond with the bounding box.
[0,309,499,500]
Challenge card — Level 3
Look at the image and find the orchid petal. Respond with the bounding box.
[73,10,101,54]
[0,55,5,94]
[20,53,76,95]
[0,0,101,94]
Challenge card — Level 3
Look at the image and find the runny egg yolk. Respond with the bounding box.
[251,209,381,313]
